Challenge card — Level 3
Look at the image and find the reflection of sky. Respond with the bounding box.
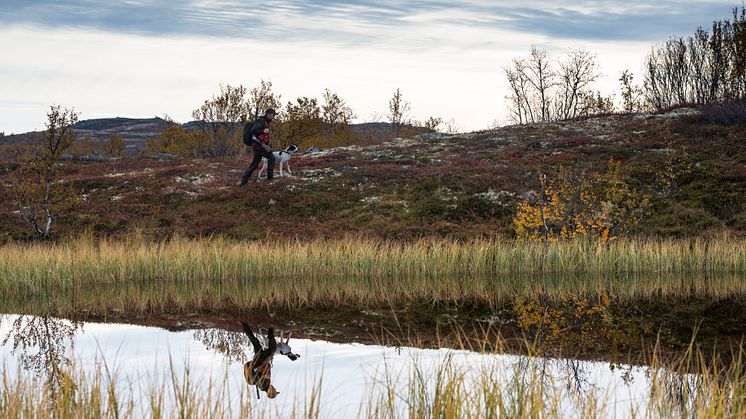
[0,314,687,417]
[0,1,737,134]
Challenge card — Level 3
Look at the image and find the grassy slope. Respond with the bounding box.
[1,109,745,241]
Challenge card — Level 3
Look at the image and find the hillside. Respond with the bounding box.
[1,109,744,242]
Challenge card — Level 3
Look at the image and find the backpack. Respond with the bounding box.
[242,108,260,146]
[242,119,256,146]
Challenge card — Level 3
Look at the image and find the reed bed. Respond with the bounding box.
[1,336,744,418]
[0,363,322,419]
[0,236,745,311]
[364,344,746,419]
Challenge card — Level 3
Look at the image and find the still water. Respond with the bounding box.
[0,313,688,418]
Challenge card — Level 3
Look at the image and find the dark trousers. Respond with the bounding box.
[241,322,276,354]
[241,143,275,182]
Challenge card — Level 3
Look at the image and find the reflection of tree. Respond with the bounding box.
[560,358,592,395]
[1,311,81,391]
[193,328,248,363]
[647,368,700,414]
[610,363,636,386]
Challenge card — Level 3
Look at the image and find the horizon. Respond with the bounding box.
[0,0,741,134]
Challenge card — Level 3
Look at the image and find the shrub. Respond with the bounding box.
[699,99,746,126]
[513,161,651,245]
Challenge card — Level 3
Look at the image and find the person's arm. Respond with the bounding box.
[251,119,272,151]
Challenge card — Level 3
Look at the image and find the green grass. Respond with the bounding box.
[1,236,745,315]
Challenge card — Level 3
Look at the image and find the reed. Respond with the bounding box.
[364,344,746,418]
[0,235,745,313]
[1,334,744,418]
[0,361,324,419]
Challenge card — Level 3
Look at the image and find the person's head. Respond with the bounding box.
[265,108,277,122]
[267,385,279,399]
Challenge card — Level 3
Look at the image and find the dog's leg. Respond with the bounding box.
[286,162,292,175]
[258,159,266,180]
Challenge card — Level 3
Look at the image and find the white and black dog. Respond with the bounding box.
[258,144,299,179]
[275,330,300,361]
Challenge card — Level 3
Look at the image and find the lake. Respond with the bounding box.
[0,313,699,418]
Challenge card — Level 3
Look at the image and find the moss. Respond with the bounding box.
[729,212,746,230]
[645,202,718,236]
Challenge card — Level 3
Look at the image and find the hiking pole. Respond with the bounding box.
[256,386,260,399]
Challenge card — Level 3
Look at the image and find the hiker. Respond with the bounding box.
[239,108,277,185]
[240,322,279,399]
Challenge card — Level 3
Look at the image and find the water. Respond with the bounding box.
[0,313,691,418]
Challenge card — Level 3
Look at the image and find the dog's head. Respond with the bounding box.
[277,331,300,361]
[284,144,299,154]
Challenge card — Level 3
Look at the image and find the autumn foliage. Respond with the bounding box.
[513,161,651,245]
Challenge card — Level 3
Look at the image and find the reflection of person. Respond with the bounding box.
[240,321,279,398]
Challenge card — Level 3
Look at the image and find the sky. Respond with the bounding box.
[0,0,741,134]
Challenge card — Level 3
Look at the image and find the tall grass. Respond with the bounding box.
[2,335,744,418]
[0,235,745,313]
[363,344,746,418]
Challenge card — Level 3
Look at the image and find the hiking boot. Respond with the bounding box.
[237,179,250,186]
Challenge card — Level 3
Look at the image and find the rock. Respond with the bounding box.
[530,141,552,149]
[146,152,181,160]
[521,190,539,203]
[60,154,107,161]
[473,189,516,206]
[418,132,447,140]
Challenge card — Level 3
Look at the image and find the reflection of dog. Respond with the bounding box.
[258,145,298,178]
[276,331,300,361]
[240,322,300,400]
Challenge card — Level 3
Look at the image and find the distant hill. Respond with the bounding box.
[1,117,173,154]
[1,118,416,154]
[73,117,173,152]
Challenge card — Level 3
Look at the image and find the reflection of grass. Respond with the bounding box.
[1,333,744,418]
[364,340,746,418]
[0,359,324,418]
[1,236,745,314]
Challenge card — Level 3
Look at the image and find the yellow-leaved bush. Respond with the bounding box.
[513,160,651,245]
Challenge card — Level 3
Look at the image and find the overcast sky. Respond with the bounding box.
[0,0,740,133]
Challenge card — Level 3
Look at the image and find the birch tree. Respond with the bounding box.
[9,106,80,239]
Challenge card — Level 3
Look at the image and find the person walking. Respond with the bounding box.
[239,108,277,185]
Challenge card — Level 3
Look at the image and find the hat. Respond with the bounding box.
[265,108,277,116]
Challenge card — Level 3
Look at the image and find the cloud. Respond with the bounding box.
[0,0,739,133]
[2,0,739,46]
